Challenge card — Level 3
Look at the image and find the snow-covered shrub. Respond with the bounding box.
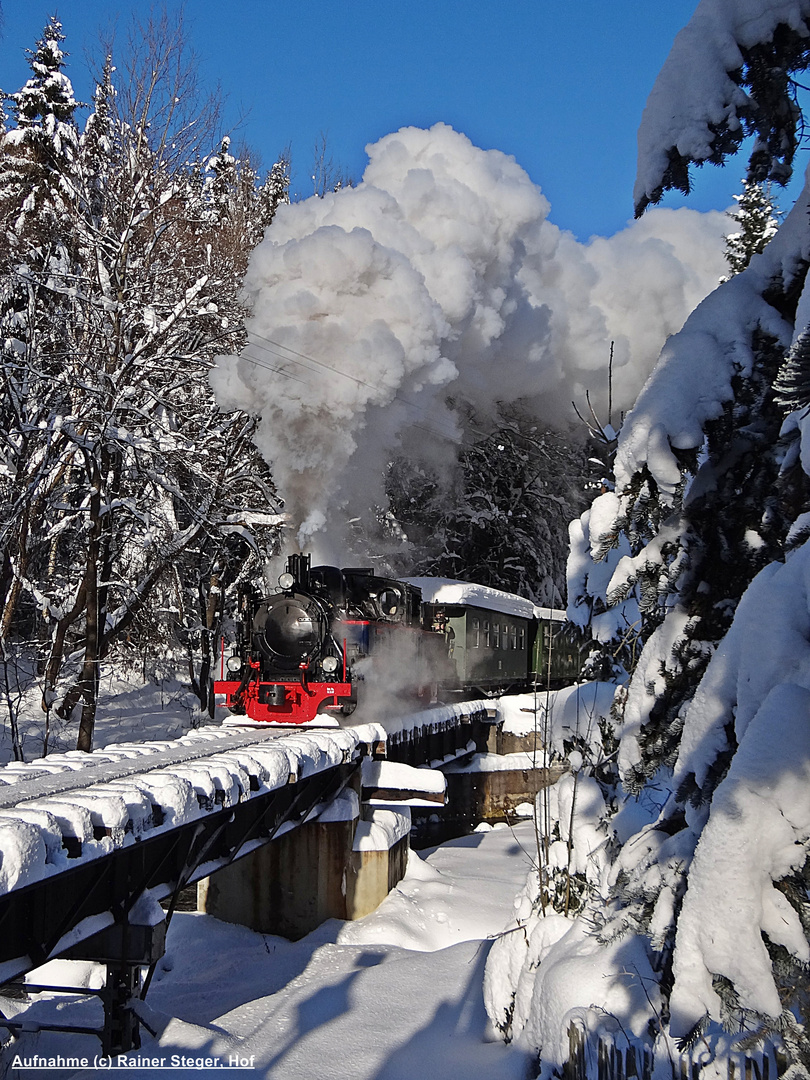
[486,684,619,1053]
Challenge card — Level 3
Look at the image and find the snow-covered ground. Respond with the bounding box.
[0,667,213,767]
[5,822,537,1079]
[0,678,621,1079]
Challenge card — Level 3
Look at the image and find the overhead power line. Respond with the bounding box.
[226,329,558,456]
[233,330,468,446]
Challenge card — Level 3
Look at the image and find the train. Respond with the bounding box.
[214,553,589,725]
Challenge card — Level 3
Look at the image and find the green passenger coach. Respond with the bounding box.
[403,577,587,696]
[529,610,590,687]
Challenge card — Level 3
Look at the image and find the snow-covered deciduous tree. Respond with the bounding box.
[386,407,588,605]
[311,131,353,197]
[0,16,289,754]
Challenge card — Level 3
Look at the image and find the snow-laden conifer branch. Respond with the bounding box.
[635,0,810,215]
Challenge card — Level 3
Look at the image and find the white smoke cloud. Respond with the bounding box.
[211,122,729,553]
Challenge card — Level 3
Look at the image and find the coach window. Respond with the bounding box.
[519,626,525,651]
[511,624,518,650]
[484,620,490,647]
[472,618,480,648]
[493,623,500,649]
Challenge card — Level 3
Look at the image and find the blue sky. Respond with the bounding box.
[0,1,804,240]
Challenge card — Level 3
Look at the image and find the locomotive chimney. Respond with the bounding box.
[286,553,311,590]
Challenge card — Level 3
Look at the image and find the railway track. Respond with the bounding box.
[0,703,488,952]
[0,724,311,809]
[0,702,490,1053]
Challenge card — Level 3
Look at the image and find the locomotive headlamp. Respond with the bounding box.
[226,654,242,673]
[278,572,295,590]
[322,655,339,673]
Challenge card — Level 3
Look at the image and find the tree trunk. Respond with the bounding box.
[201,569,223,718]
[42,580,87,712]
[0,503,31,644]
[76,477,102,752]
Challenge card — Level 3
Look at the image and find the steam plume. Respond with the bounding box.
[211,123,728,554]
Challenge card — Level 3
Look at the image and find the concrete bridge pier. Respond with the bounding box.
[199,717,569,937]
[198,770,410,939]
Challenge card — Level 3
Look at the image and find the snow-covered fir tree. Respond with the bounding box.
[255,155,291,237]
[0,18,83,759]
[776,328,810,415]
[205,135,238,225]
[724,178,780,276]
[489,1,810,1075]
[1,15,80,227]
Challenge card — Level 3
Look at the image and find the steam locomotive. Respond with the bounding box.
[214,553,587,725]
